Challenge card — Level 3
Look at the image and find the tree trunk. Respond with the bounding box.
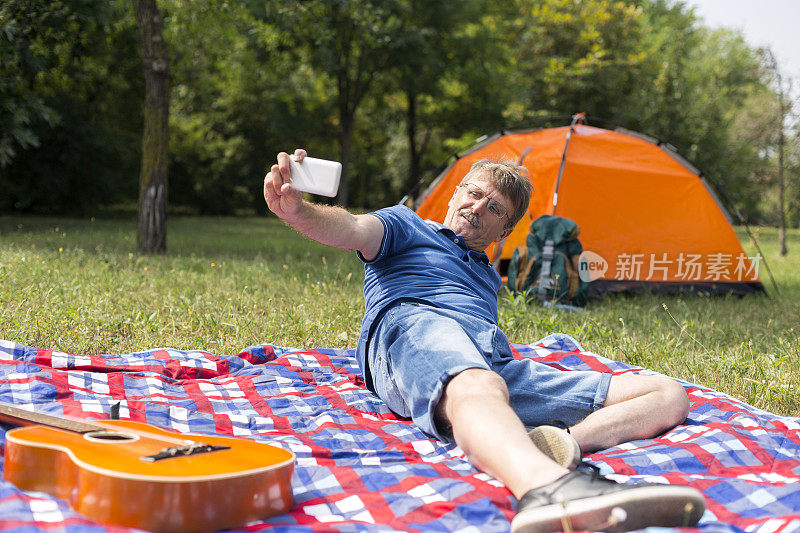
[777,83,789,257]
[337,113,354,208]
[765,48,788,256]
[778,150,787,255]
[132,0,169,254]
[405,85,421,199]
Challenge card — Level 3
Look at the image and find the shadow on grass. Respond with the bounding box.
[0,215,358,266]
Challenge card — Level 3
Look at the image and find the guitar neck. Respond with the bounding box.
[0,402,99,434]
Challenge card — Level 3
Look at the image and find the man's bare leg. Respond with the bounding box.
[437,370,689,496]
[569,373,690,453]
[435,368,568,498]
[438,369,704,532]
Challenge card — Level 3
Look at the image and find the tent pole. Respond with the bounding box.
[699,173,779,297]
[713,186,779,297]
[552,113,585,215]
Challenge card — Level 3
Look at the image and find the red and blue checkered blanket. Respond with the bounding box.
[1,334,798,532]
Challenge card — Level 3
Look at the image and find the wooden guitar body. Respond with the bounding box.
[3,419,295,532]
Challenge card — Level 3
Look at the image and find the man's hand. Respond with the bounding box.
[262,148,384,259]
[264,149,306,220]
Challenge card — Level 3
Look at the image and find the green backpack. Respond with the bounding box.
[506,215,589,306]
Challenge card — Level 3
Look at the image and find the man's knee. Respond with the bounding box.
[657,377,690,426]
[435,368,508,433]
[607,374,690,427]
[446,368,509,403]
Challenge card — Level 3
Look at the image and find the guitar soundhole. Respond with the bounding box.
[84,430,139,443]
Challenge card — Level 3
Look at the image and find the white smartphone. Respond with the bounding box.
[288,156,342,197]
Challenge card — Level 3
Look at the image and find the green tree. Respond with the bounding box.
[761,48,794,255]
[163,0,335,214]
[635,1,765,220]
[0,0,142,213]
[391,0,453,195]
[389,0,472,194]
[506,0,650,123]
[0,2,70,167]
[274,0,407,207]
[358,0,517,207]
[1,0,780,222]
[163,0,258,214]
[730,49,799,234]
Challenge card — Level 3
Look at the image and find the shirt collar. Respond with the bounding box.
[424,220,491,265]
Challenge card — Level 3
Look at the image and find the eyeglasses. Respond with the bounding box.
[458,183,509,219]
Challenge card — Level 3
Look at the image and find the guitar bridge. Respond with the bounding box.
[141,442,231,462]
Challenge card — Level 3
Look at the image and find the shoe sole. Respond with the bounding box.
[511,484,705,533]
[528,426,581,470]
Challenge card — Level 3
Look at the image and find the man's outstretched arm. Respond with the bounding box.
[264,149,384,261]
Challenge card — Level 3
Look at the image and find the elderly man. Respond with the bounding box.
[264,150,705,533]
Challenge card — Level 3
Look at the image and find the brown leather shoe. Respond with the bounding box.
[511,467,705,533]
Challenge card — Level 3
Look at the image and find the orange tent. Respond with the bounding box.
[415,116,764,295]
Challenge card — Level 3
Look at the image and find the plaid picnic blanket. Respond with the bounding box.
[0,333,798,532]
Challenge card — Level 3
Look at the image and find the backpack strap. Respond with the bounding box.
[538,239,555,301]
[514,246,531,293]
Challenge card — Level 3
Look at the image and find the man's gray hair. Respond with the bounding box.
[461,158,532,228]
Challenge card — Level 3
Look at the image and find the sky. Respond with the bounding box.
[684,0,800,82]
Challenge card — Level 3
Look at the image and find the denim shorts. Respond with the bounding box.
[366,301,611,442]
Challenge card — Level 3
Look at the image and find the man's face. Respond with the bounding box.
[443,173,515,252]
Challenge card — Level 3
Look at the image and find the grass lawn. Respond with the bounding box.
[1,214,798,416]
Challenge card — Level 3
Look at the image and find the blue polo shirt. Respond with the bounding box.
[355,205,501,380]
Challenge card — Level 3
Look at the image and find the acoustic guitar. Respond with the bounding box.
[0,402,295,532]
